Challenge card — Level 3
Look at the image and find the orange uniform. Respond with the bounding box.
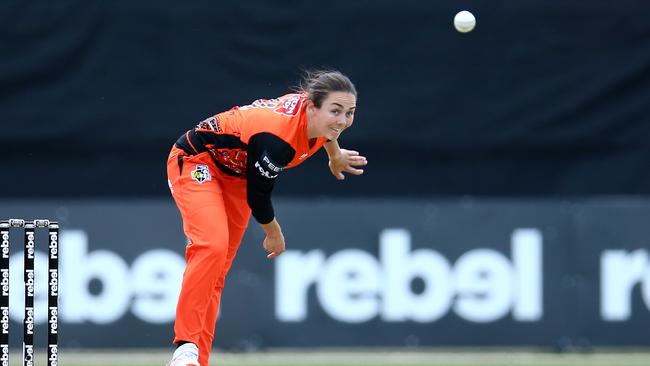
[166,93,327,366]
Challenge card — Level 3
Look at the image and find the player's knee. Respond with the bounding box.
[204,238,228,259]
[188,234,229,263]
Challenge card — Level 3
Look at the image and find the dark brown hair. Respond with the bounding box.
[295,70,357,108]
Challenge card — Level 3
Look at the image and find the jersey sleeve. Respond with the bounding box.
[246,133,296,224]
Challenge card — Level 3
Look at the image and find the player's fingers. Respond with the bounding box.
[345,167,364,175]
[345,150,359,156]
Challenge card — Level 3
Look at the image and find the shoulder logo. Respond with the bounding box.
[191,164,212,184]
[254,151,284,179]
[196,116,222,132]
[298,153,309,160]
[240,98,281,111]
[274,95,303,116]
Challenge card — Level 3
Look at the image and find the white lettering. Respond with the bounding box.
[381,229,452,322]
[26,233,35,259]
[49,307,58,335]
[254,161,278,179]
[25,307,34,335]
[262,156,282,173]
[512,229,543,320]
[130,250,184,323]
[49,232,58,259]
[318,250,381,323]
[0,307,7,335]
[8,229,185,325]
[0,232,8,259]
[275,228,543,324]
[49,269,58,297]
[601,249,649,320]
[48,344,58,366]
[454,249,513,322]
[26,270,34,297]
[24,344,34,366]
[275,251,324,321]
[64,232,131,324]
[0,270,7,297]
[0,345,7,366]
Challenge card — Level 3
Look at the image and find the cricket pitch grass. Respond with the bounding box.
[9,349,650,366]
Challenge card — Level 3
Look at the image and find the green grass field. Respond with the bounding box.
[13,349,650,366]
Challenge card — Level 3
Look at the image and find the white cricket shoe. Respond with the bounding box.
[167,343,199,366]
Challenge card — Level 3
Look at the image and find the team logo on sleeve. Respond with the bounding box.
[274,95,303,116]
[191,164,212,184]
[240,98,280,110]
[196,116,222,132]
[254,151,284,179]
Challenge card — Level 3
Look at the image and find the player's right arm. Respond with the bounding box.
[260,218,284,259]
[246,133,296,258]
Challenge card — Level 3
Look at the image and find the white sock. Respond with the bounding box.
[172,343,199,360]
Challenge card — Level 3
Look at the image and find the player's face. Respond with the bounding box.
[307,92,356,140]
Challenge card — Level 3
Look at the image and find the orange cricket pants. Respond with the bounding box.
[166,146,251,366]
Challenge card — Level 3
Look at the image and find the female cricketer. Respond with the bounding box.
[166,70,367,366]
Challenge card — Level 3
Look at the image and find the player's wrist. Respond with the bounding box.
[324,141,342,159]
[261,218,283,238]
[265,231,283,239]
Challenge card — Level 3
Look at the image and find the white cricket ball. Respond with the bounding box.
[454,10,476,33]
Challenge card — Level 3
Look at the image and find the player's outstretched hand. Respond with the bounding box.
[264,233,286,259]
[328,148,367,180]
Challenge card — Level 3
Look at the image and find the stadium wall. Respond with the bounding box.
[1,1,650,198]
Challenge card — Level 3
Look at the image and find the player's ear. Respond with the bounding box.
[305,99,315,112]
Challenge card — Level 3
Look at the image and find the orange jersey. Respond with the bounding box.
[222,94,328,169]
[177,93,327,175]
[174,93,328,223]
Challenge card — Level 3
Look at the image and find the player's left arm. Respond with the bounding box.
[323,139,367,180]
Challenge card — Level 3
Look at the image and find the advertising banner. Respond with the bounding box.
[1,198,649,348]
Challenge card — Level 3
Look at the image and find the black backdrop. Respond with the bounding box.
[2,1,650,198]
